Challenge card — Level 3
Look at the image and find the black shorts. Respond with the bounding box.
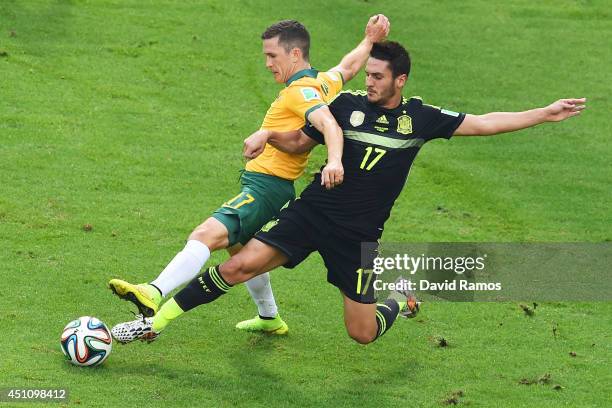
[254,199,378,303]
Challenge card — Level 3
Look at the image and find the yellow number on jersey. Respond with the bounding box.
[359,146,387,171]
[356,268,374,295]
[224,193,255,209]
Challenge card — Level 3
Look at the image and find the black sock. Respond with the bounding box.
[174,265,233,312]
[374,298,400,340]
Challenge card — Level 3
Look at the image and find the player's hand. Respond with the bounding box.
[321,159,344,190]
[544,98,586,122]
[243,130,270,159]
[365,14,390,44]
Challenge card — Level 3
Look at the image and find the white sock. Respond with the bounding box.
[151,240,211,297]
[245,272,279,318]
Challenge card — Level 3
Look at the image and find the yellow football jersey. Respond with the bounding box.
[245,69,343,180]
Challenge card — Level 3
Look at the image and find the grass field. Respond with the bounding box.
[1,0,611,407]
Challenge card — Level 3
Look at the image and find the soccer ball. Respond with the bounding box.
[60,316,112,367]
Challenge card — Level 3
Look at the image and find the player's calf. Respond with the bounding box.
[173,265,234,312]
[342,278,420,345]
[371,279,420,342]
[342,296,379,344]
[345,299,401,344]
[219,255,261,285]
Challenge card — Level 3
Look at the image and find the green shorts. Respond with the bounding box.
[212,171,295,246]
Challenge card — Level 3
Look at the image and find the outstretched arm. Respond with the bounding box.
[454,98,586,136]
[306,106,343,189]
[329,14,390,83]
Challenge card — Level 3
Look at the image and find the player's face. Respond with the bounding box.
[365,58,405,106]
[263,37,295,84]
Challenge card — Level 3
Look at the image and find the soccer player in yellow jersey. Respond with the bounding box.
[108,16,390,334]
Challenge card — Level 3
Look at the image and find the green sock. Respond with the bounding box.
[152,298,184,332]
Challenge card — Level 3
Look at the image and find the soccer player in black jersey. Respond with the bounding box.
[112,41,585,345]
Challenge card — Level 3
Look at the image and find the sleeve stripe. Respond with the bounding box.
[445,113,466,139]
[304,103,325,121]
[326,70,345,86]
[337,71,345,85]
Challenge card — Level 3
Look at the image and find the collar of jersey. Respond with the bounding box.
[285,68,318,86]
[367,98,404,113]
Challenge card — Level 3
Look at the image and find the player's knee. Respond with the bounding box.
[188,219,228,250]
[220,256,256,285]
[346,326,376,345]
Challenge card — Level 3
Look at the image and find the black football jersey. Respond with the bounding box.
[300,91,465,240]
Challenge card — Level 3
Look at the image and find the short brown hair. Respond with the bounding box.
[261,20,310,61]
[371,41,411,78]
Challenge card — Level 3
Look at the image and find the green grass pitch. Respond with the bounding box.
[1,1,610,407]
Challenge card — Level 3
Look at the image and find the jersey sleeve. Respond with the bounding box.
[420,103,466,141]
[320,71,344,99]
[301,93,350,145]
[302,121,325,145]
[284,85,326,121]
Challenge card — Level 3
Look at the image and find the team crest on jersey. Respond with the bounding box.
[301,88,321,101]
[397,114,413,135]
[350,111,365,127]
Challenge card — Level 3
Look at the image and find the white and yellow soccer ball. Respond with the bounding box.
[60,316,112,366]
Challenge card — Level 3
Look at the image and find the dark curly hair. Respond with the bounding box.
[370,41,411,78]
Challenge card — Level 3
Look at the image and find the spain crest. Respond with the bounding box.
[397,114,413,135]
